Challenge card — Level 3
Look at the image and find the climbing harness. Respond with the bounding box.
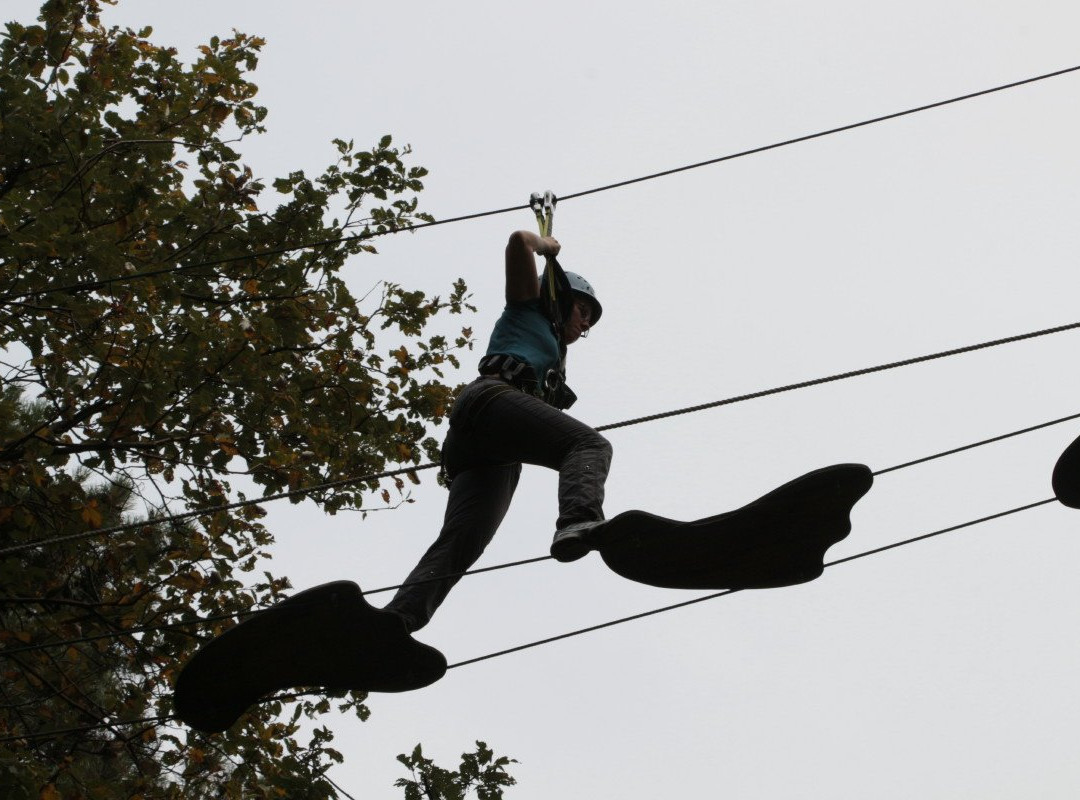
[478,353,539,392]
[476,352,577,410]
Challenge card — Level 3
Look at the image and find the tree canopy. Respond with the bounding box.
[0,1,487,797]
[396,741,517,800]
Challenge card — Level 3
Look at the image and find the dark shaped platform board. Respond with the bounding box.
[597,464,873,590]
[173,581,446,733]
[1052,433,1080,509]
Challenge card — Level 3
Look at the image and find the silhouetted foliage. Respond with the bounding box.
[396,741,517,800]
[0,1,476,796]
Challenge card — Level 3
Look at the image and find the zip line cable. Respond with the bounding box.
[0,714,174,744]
[0,688,324,744]
[0,555,555,658]
[0,462,438,558]
[2,62,1078,304]
[0,496,1058,744]
[0,202,528,303]
[445,498,1056,670]
[872,410,1080,476]
[556,63,1080,202]
[2,408,1076,660]
[3,317,1078,559]
[595,320,1080,432]
[325,776,360,800]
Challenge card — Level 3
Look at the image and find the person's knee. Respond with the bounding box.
[594,433,613,464]
[571,429,612,465]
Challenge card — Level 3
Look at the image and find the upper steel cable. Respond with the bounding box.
[0,204,528,303]
[2,318,1077,559]
[2,63,1078,304]
[557,64,1080,201]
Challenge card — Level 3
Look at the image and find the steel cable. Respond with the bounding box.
[0,496,1057,743]
[445,498,1056,669]
[2,64,1077,303]
[3,318,1077,559]
[2,409,1075,659]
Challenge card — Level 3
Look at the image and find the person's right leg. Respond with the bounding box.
[384,462,520,633]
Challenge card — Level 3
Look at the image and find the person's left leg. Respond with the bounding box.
[451,386,613,529]
[446,385,613,561]
[386,379,614,630]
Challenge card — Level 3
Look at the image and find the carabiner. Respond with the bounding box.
[529,190,557,236]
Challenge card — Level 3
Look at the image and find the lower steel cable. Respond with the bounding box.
[0,496,1057,743]
[446,498,1057,670]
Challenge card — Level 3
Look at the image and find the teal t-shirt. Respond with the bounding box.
[483,299,561,379]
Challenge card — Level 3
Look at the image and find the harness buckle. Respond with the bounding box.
[542,368,578,411]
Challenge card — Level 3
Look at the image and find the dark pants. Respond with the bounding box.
[384,378,613,632]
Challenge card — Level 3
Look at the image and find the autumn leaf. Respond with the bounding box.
[209,103,230,123]
[80,500,103,527]
[217,439,240,456]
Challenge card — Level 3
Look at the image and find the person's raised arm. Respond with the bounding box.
[504,230,560,303]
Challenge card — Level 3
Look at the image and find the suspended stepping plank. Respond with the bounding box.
[173,581,446,733]
[1052,433,1080,508]
[597,464,873,590]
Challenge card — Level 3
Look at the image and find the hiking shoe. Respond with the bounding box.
[550,520,605,563]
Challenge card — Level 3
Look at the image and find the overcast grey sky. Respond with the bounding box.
[9,1,1080,797]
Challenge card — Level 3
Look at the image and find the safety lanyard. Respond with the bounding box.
[525,190,577,408]
[529,190,565,333]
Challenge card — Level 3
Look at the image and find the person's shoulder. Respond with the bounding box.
[502,297,543,314]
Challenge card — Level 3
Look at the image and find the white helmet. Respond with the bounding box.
[564,271,602,324]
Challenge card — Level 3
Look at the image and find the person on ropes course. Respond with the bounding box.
[173,221,873,735]
[384,229,611,633]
